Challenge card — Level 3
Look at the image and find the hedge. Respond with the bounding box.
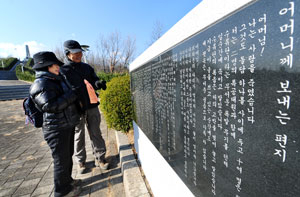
[0,57,18,70]
[100,75,133,132]
[25,58,34,67]
[97,71,127,83]
[15,64,35,82]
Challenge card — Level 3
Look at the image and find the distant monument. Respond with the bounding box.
[24,45,31,61]
[25,45,31,60]
[20,45,31,72]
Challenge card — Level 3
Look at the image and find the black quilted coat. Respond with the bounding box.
[60,60,100,111]
[29,71,80,131]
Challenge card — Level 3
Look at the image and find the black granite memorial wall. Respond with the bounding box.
[131,0,300,196]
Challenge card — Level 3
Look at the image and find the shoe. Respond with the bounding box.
[78,162,86,174]
[97,159,109,170]
[71,179,82,187]
[64,186,81,197]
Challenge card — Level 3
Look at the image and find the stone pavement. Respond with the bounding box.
[0,99,151,197]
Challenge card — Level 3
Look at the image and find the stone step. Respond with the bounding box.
[0,85,31,90]
[0,85,30,101]
[0,71,18,80]
[0,91,28,97]
[0,95,28,101]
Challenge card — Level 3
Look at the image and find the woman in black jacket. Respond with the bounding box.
[29,51,81,197]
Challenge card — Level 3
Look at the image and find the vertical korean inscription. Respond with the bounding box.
[274,1,295,163]
[143,65,154,137]
[199,9,267,196]
[179,46,197,179]
[132,69,145,131]
[167,54,177,161]
[152,60,164,148]
[152,55,177,153]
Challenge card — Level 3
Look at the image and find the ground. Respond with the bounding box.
[126,129,134,146]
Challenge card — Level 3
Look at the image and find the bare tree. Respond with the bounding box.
[148,20,164,46]
[86,51,108,73]
[85,52,99,71]
[53,32,136,74]
[97,31,136,73]
[53,43,66,63]
[123,35,136,67]
[100,31,120,73]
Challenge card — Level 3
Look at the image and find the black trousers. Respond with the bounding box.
[44,127,75,197]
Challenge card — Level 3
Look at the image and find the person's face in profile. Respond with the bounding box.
[68,51,82,63]
[48,64,60,75]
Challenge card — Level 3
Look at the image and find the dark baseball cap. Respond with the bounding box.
[63,40,84,54]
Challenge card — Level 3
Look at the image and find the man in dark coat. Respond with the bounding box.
[60,40,109,174]
[30,51,81,197]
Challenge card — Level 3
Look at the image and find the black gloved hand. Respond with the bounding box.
[95,80,107,90]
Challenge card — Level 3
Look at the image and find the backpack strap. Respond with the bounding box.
[23,97,29,115]
[30,95,43,112]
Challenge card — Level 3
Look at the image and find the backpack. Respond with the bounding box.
[23,96,43,128]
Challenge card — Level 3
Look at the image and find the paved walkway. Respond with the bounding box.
[0,99,125,197]
[0,80,152,197]
[0,81,31,86]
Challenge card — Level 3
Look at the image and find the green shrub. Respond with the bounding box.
[97,71,127,83]
[25,58,34,67]
[0,57,18,70]
[100,75,133,132]
[15,64,35,82]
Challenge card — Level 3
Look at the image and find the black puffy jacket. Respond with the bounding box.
[29,71,80,132]
[60,60,101,111]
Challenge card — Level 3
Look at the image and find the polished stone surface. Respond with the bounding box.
[131,0,300,196]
